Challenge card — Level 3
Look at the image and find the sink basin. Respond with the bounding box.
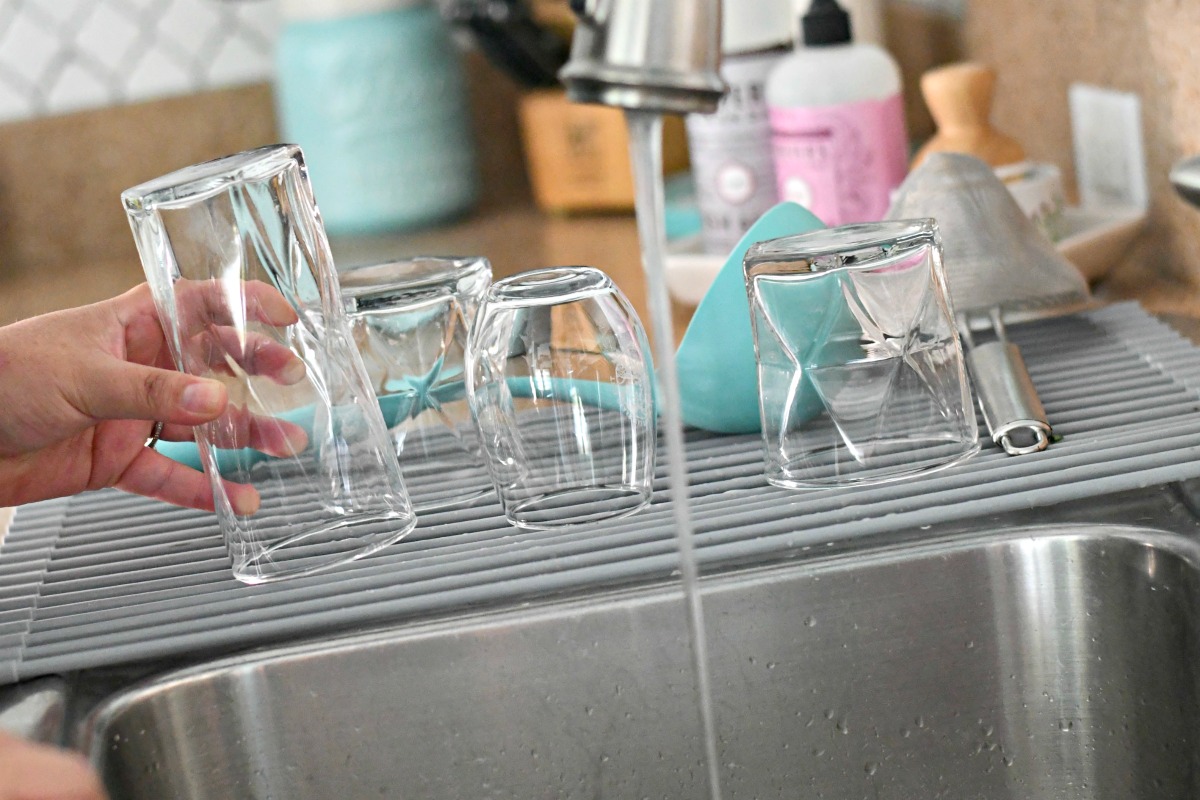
[80,513,1200,798]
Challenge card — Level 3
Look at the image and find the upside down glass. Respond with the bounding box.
[123,144,417,584]
[744,219,979,489]
[466,267,656,529]
[341,257,493,512]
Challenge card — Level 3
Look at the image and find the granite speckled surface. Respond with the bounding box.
[965,0,1200,314]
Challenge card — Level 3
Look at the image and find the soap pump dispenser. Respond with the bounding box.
[765,0,908,226]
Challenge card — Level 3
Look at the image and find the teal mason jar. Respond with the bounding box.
[276,0,479,235]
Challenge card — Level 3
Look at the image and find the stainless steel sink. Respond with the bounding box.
[77,485,1200,799]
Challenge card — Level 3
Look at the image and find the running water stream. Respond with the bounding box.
[625,109,725,800]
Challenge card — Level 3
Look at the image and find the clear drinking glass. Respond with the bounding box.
[744,219,979,489]
[466,266,656,529]
[341,257,493,512]
[123,144,417,584]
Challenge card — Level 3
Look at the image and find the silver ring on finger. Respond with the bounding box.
[145,420,165,450]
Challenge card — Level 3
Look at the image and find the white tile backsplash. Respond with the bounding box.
[74,5,142,73]
[0,12,60,84]
[0,0,281,124]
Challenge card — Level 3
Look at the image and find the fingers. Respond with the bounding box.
[207,406,310,457]
[117,284,305,386]
[116,448,261,516]
[161,411,308,460]
[77,363,228,427]
[123,312,169,368]
[0,732,108,800]
[172,279,300,333]
[185,327,307,385]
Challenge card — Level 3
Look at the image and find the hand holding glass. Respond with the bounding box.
[124,144,417,583]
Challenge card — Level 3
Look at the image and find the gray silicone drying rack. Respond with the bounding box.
[4,302,1200,686]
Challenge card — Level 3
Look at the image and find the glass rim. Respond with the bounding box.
[486,266,615,307]
[339,256,490,300]
[122,143,302,214]
[744,218,939,278]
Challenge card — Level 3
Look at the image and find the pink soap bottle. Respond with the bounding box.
[766,0,908,226]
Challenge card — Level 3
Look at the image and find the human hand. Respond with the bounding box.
[0,282,307,511]
[0,733,106,800]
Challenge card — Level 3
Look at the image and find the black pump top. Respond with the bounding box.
[802,0,852,46]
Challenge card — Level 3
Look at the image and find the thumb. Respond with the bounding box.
[83,362,228,425]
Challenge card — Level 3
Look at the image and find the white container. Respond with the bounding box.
[685,0,793,255]
[766,0,907,226]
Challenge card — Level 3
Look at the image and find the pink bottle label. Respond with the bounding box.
[770,94,908,226]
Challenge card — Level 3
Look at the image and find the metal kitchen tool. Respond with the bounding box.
[887,152,1091,455]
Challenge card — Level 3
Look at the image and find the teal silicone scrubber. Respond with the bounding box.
[677,202,825,434]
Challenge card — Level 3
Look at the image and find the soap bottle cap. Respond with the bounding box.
[802,0,853,47]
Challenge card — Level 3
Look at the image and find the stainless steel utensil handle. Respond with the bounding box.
[966,340,1051,456]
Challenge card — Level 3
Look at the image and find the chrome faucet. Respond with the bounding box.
[558,0,726,114]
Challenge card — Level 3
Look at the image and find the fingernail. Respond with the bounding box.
[181,381,225,415]
[280,358,307,385]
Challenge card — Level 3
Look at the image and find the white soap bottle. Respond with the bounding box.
[685,0,793,255]
[766,0,908,226]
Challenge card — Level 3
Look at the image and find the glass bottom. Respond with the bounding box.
[413,487,493,514]
[231,512,417,585]
[505,486,651,531]
[401,456,494,514]
[767,439,981,491]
